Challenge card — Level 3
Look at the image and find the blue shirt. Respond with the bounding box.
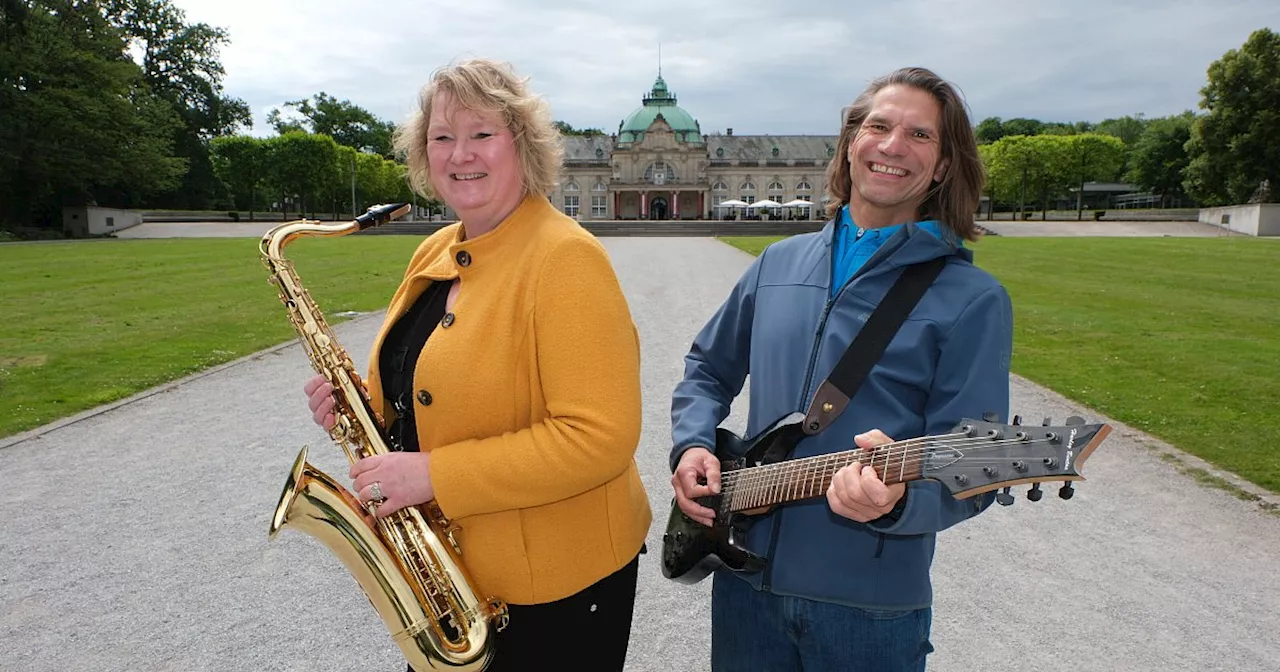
[831,206,949,298]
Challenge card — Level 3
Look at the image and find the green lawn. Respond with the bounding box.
[720,235,1280,495]
[3,235,1278,497]
[0,237,421,438]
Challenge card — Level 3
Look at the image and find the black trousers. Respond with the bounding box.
[410,551,641,672]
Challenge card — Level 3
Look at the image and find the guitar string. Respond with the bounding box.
[716,436,1072,509]
[721,439,1047,506]
[710,432,1082,502]
[720,434,1058,487]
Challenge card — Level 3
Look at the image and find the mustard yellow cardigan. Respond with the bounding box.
[365,194,651,605]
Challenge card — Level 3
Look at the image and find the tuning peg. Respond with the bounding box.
[1011,415,1023,426]
[1027,483,1043,502]
[1065,416,1085,426]
[1059,482,1075,500]
[1042,417,1053,426]
[996,487,1015,506]
[982,412,998,423]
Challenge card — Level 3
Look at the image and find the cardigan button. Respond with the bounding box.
[455,250,471,267]
[441,312,455,328]
[416,390,432,406]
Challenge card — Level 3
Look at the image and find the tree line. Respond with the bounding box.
[1,2,1275,233]
[210,92,418,221]
[976,28,1278,215]
[0,0,423,230]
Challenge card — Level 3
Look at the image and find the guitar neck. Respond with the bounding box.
[721,440,926,513]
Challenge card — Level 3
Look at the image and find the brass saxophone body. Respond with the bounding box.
[260,203,506,671]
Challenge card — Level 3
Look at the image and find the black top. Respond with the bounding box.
[378,281,449,452]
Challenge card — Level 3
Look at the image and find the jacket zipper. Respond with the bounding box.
[764,226,857,592]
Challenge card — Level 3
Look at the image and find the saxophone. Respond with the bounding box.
[260,203,506,671]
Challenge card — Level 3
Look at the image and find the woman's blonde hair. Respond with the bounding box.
[394,58,563,200]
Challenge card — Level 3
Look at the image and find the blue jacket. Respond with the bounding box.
[670,220,1013,609]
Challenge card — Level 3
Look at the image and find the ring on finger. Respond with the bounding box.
[369,482,385,503]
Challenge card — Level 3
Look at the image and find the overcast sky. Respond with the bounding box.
[170,0,1279,138]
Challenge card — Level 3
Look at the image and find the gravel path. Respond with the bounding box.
[2,237,1277,672]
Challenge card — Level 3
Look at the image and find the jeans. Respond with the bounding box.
[710,571,933,672]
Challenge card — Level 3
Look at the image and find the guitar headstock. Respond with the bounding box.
[925,415,1111,502]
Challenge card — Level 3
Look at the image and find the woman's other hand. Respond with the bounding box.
[303,374,336,430]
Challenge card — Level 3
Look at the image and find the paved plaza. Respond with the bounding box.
[2,237,1278,671]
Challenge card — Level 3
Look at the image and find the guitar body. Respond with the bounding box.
[661,413,807,584]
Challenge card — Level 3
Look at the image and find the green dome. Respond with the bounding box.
[617,75,703,145]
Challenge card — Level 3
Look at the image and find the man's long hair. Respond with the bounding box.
[824,67,985,241]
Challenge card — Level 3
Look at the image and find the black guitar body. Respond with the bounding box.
[661,412,807,584]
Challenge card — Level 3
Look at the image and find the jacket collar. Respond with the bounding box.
[819,213,970,274]
[417,193,555,280]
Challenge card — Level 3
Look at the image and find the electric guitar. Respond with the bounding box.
[661,412,1111,584]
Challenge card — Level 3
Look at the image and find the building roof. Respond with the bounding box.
[617,75,702,145]
[562,135,615,164]
[707,135,839,162]
[563,133,841,163]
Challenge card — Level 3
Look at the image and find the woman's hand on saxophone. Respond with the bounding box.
[351,453,435,517]
[303,374,336,430]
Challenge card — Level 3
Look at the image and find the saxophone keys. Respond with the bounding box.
[445,525,463,556]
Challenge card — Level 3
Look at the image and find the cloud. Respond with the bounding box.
[171,0,1280,136]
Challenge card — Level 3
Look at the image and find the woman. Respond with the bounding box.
[303,58,651,671]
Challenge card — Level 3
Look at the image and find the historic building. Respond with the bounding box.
[550,75,839,221]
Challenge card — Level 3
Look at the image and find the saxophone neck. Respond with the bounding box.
[356,203,413,230]
[260,203,411,259]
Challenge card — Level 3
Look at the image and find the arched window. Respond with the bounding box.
[740,181,756,193]
[565,182,580,192]
[767,181,784,204]
[796,180,812,192]
[593,181,608,192]
[712,181,728,192]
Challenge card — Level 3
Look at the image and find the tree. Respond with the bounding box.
[0,0,186,229]
[108,0,251,209]
[1183,28,1280,205]
[1093,115,1149,177]
[982,135,1071,219]
[1094,115,1148,146]
[553,120,605,137]
[269,92,396,155]
[1062,134,1126,219]
[975,117,1006,144]
[1125,112,1196,206]
[264,132,340,218]
[210,135,267,218]
[1001,118,1046,137]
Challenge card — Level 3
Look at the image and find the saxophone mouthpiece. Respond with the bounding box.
[356,203,412,230]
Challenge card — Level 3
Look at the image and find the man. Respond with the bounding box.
[669,67,1013,671]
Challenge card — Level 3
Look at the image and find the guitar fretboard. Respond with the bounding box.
[720,440,932,513]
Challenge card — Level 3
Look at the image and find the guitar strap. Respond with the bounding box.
[800,256,947,436]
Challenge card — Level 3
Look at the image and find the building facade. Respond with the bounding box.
[550,75,839,221]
